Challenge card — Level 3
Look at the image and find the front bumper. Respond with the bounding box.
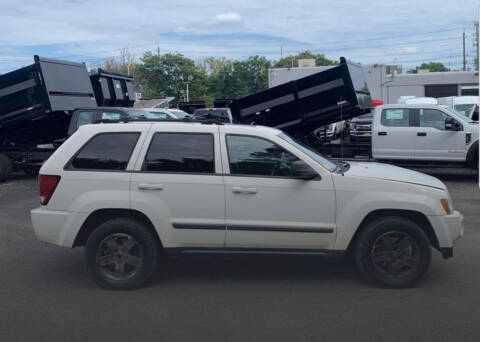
[428,210,464,259]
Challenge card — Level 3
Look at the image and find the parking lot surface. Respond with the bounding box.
[0,172,479,341]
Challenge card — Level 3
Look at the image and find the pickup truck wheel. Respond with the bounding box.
[85,218,159,290]
[0,154,13,182]
[355,217,431,288]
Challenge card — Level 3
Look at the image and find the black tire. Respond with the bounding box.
[355,216,431,288]
[85,218,160,290]
[0,153,13,182]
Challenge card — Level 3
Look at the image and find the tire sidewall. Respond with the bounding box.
[85,218,158,290]
[355,217,432,288]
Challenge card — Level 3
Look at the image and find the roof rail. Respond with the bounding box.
[93,117,225,125]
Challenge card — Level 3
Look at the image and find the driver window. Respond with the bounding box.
[226,135,299,177]
[419,109,449,130]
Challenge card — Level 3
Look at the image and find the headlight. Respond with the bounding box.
[441,198,452,215]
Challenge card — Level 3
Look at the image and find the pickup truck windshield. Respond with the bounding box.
[278,133,337,171]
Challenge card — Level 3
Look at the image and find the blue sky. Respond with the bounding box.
[0,0,479,73]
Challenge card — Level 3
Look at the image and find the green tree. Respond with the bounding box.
[208,56,271,99]
[274,50,338,68]
[416,62,450,72]
[134,52,210,104]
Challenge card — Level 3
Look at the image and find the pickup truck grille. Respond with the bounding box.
[355,125,371,132]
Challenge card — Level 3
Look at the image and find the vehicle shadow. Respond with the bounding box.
[150,254,366,288]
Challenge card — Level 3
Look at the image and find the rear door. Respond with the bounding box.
[130,125,226,249]
[373,107,416,160]
[414,108,465,161]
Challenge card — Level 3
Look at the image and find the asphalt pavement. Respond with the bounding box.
[0,172,479,341]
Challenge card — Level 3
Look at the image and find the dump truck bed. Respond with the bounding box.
[0,56,96,145]
[229,58,372,134]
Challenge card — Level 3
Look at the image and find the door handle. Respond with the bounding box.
[378,131,387,136]
[417,132,427,137]
[138,183,164,190]
[232,186,258,194]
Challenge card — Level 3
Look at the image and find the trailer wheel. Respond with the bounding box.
[0,154,13,182]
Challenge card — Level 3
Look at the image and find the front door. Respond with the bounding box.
[414,108,465,161]
[220,130,336,250]
[130,126,226,248]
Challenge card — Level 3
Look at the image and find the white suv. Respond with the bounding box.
[31,122,463,289]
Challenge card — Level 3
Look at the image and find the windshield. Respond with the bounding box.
[124,109,171,120]
[169,110,189,119]
[124,109,149,117]
[278,133,337,171]
[454,104,475,118]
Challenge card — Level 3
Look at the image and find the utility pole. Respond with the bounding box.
[280,45,283,59]
[474,21,479,70]
[463,31,467,71]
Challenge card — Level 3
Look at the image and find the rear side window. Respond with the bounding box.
[69,133,140,170]
[381,109,412,127]
[76,111,96,127]
[143,133,214,173]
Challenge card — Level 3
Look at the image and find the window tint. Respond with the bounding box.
[420,109,449,130]
[70,133,139,170]
[193,109,230,122]
[77,111,96,127]
[101,111,123,120]
[381,109,411,127]
[144,133,214,173]
[226,135,299,177]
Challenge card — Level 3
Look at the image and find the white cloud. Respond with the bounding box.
[399,46,419,54]
[210,12,243,27]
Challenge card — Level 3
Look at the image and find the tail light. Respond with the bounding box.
[372,99,384,107]
[39,175,61,205]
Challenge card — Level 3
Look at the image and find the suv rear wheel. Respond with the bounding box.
[85,218,159,290]
[355,216,431,288]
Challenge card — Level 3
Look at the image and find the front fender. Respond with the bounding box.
[333,182,445,250]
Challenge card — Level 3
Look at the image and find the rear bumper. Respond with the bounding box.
[428,210,464,258]
[31,207,88,247]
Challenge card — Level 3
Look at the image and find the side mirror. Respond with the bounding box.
[445,117,462,131]
[291,161,319,180]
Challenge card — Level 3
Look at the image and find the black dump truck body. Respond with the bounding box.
[0,55,96,146]
[177,101,206,114]
[90,69,135,107]
[227,58,372,134]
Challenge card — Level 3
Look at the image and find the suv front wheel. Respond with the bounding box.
[85,218,159,290]
[355,216,432,288]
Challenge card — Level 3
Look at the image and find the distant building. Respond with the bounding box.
[268,64,479,104]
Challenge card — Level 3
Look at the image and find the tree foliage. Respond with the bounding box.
[93,49,334,106]
[274,50,338,68]
[415,62,450,72]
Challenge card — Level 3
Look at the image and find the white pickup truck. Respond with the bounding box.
[372,104,478,168]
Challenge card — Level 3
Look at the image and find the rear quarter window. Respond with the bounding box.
[67,132,140,170]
